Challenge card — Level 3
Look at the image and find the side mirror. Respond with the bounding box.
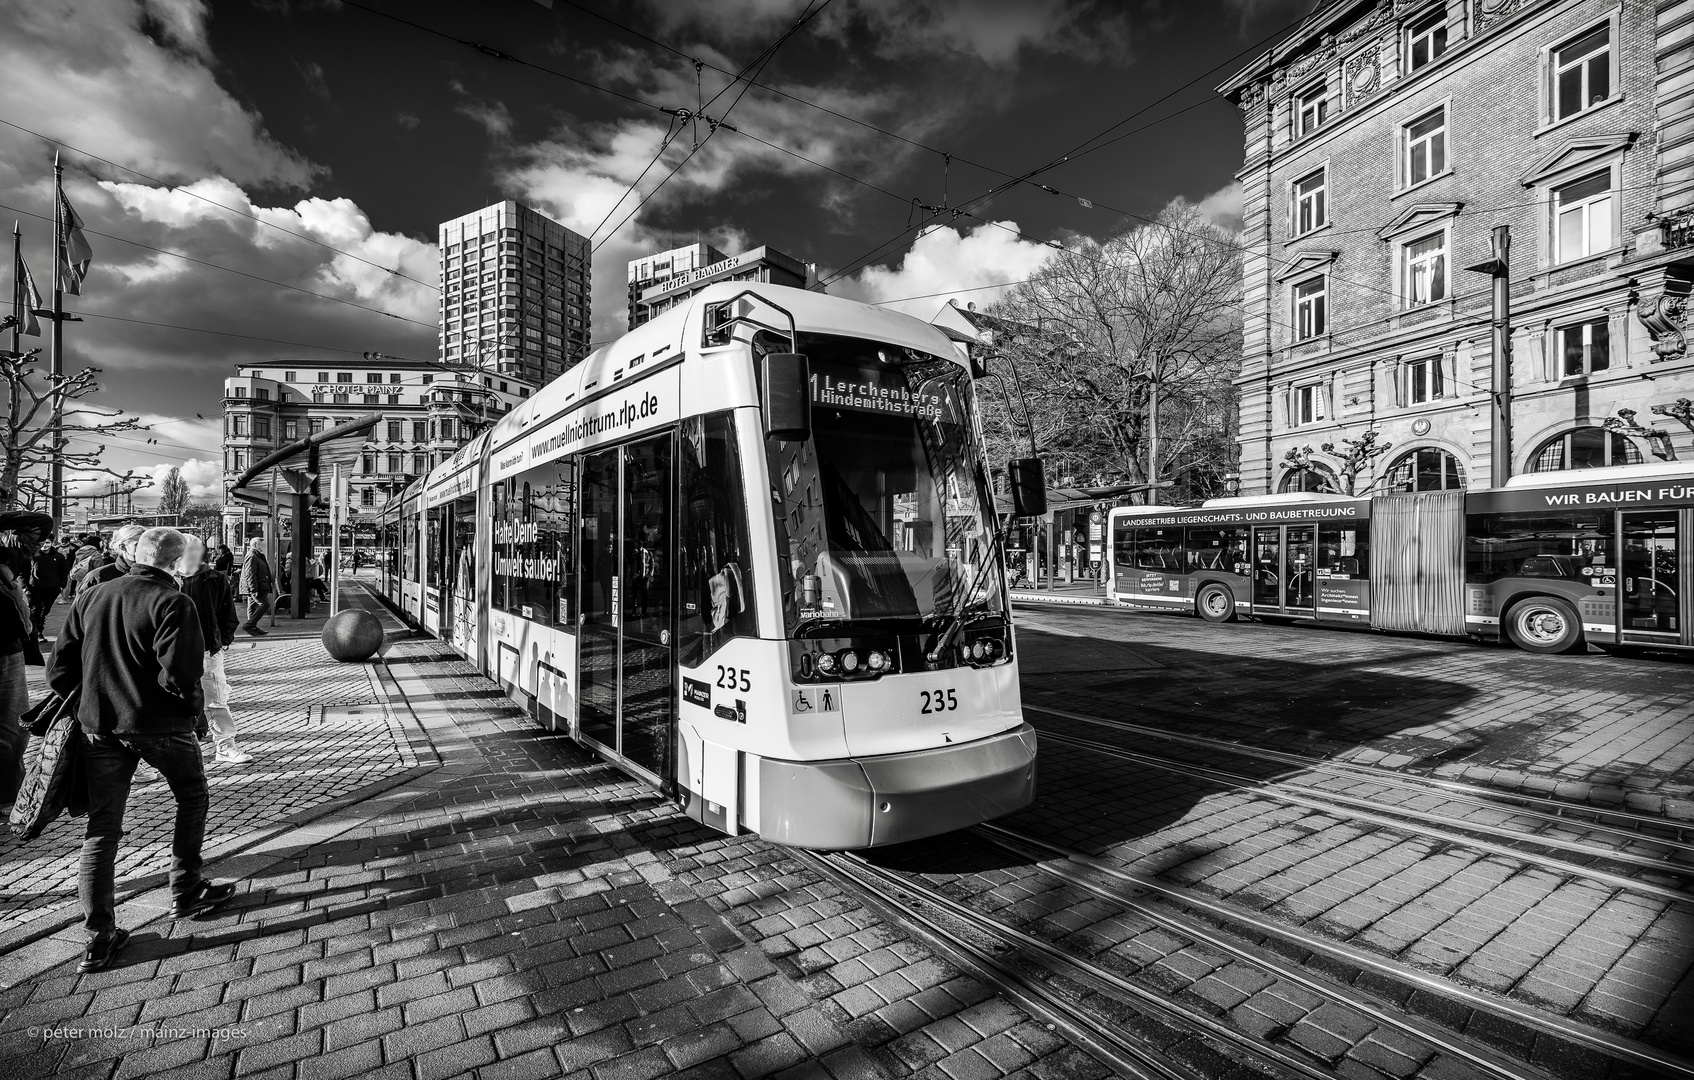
[1008,458,1047,518]
[761,352,811,442]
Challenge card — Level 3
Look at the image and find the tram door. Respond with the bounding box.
[575,435,677,784]
[1621,511,1689,646]
[1250,525,1317,615]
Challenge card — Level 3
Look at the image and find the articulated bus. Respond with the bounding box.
[376,283,1035,848]
[1105,463,1694,655]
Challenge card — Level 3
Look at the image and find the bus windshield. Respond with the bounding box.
[766,336,1002,636]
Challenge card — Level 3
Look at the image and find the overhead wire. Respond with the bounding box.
[0,117,439,292]
[0,200,437,331]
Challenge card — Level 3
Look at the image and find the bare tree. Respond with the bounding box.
[1,329,148,511]
[158,467,192,516]
[985,201,1242,502]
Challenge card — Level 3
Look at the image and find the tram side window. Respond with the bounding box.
[424,508,443,588]
[1134,528,1182,571]
[401,512,419,583]
[1318,524,1369,579]
[496,463,575,626]
[1187,528,1249,574]
[679,412,758,666]
[1465,511,1612,583]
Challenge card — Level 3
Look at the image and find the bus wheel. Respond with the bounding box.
[1505,597,1584,654]
[1196,583,1236,623]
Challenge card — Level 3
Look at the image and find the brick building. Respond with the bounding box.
[219,357,529,539]
[1219,0,1694,496]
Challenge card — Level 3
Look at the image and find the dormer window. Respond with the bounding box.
[1298,82,1328,137]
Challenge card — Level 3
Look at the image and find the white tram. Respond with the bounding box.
[376,283,1036,848]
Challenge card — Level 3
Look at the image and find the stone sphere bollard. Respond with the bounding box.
[322,609,385,662]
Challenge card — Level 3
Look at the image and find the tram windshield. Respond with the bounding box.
[767,334,1003,635]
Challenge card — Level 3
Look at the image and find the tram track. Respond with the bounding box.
[971,822,1694,1079]
[1028,715,1694,908]
[1024,696,1694,849]
[799,846,1569,1080]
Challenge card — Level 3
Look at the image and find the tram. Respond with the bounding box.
[376,283,1037,848]
[1104,462,1694,655]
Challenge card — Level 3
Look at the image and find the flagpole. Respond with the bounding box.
[50,154,64,527]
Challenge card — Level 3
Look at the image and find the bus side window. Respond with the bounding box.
[1319,524,1368,578]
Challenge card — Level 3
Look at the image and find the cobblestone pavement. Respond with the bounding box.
[0,596,1688,1079]
[0,584,421,945]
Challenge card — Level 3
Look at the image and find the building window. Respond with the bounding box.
[1293,169,1326,236]
[387,421,401,442]
[232,415,249,436]
[440,419,455,441]
[233,386,247,399]
[413,421,427,442]
[1406,356,1445,403]
[232,450,246,471]
[309,418,325,435]
[254,388,270,401]
[254,417,272,440]
[1408,10,1447,71]
[366,373,382,383]
[1279,465,1337,493]
[317,371,328,382]
[1403,231,1447,307]
[1298,82,1327,137]
[286,371,296,381]
[388,393,400,405]
[337,372,353,383]
[1554,170,1615,263]
[364,393,379,405]
[1292,383,1328,427]
[1559,318,1610,376]
[312,391,325,403]
[333,393,350,404]
[1403,107,1446,186]
[387,454,401,473]
[389,373,401,383]
[1293,276,1327,341]
[421,374,433,384]
[412,454,426,474]
[360,453,375,474]
[284,420,298,440]
[1386,448,1465,492]
[1553,24,1610,122]
[1530,427,1642,471]
[361,488,375,508]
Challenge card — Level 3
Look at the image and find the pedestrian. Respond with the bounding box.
[176,536,251,765]
[82,524,145,592]
[238,537,273,637]
[0,511,54,811]
[306,552,328,601]
[48,527,237,973]
[64,533,104,601]
[29,534,68,639]
[209,536,234,580]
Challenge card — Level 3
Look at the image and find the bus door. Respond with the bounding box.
[1620,511,1688,646]
[1251,525,1317,616]
[576,433,677,786]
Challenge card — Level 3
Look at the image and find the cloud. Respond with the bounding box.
[0,0,316,193]
[638,0,1132,65]
[298,60,332,103]
[831,220,1055,319]
[395,112,422,130]
[1193,181,1244,234]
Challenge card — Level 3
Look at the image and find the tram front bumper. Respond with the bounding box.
[758,723,1037,850]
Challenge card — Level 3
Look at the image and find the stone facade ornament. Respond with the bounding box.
[1603,409,1676,461]
[1651,398,1694,438]
[1475,0,1533,34]
[1637,279,1692,361]
[1345,47,1380,106]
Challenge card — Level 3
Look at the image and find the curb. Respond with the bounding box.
[1011,592,1109,607]
[0,634,449,985]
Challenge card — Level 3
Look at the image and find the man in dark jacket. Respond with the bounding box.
[81,524,144,592]
[29,540,67,640]
[48,527,238,973]
[237,537,272,636]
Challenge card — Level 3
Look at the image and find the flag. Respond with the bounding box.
[56,185,93,295]
[14,247,42,336]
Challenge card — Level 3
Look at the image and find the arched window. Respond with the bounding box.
[1385,447,1466,492]
[1529,427,1643,472]
[1278,465,1338,493]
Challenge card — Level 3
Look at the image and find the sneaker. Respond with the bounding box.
[78,928,131,973]
[242,625,268,637]
[215,749,254,765]
[172,881,239,919]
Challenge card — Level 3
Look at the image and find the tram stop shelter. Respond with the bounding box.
[998,483,1149,593]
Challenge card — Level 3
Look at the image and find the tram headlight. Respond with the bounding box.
[816,652,838,676]
[838,649,860,674]
[969,641,987,661]
[867,649,890,672]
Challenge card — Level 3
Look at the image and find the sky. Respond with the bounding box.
[0,0,1311,506]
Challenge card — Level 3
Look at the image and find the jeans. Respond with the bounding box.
[202,651,239,753]
[0,653,26,805]
[80,732,208,935]
[28,589,57,635]
[243,592,271,629]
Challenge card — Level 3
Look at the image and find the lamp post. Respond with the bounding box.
[1463,226,1513,488]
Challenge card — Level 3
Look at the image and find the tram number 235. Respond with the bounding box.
[715,665,752,692]
[919,688,959,714]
